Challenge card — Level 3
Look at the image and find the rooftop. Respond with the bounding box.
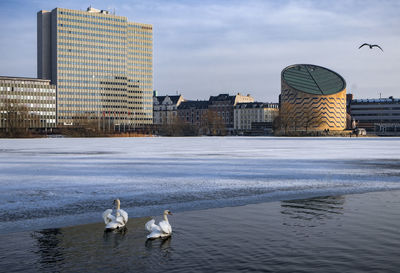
[235,102,279,109]
[154,95,183,105]
[352,97,400,104]
[178,100,209,109]
[0,76,52,84]
[282,64,346,95]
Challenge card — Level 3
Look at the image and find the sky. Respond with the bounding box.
[0,0,399,102]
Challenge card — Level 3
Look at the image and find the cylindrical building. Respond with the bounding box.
[280,64,347,132]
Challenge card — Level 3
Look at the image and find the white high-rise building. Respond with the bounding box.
[37,7,153,128]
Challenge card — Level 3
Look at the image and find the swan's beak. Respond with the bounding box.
[168,211,173,215]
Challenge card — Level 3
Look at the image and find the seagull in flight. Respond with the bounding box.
[359,43,383,52]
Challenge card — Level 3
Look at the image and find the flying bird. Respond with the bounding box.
[358,43,383,52]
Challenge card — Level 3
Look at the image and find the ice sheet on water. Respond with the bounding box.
[0,137,399,232]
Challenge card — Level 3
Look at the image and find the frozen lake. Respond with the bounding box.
[0,137,399,232]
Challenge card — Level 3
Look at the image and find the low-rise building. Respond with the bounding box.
[208,93,254,133]
[350,96,400,135]
[234,102,279,134]
[177,100,209,128]
[0,76,56,131]
[153,95,185,125]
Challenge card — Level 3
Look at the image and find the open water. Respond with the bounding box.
[1,191,400,272]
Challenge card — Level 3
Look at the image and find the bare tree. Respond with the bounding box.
[1,100,35,137]
[202,110,226,136]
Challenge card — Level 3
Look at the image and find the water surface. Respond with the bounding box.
[1,190,399,273]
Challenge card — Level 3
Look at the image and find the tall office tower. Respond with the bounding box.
[37,7,153,129]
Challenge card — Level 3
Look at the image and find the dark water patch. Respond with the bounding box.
[1,191,400,273]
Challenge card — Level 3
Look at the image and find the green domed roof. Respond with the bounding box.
[282,64,346,95]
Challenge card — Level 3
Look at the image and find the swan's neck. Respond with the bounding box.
[115,200,120,216]
[163,214,169,223]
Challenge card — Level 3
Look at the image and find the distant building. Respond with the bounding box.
[350,96,400,135]
[177,100,209,129]
[37,7,153,128]
[0,76,56,130]
[208,93,254,133]
[234,102,279,134]
[153,95,185,125]
[280,64,346,133]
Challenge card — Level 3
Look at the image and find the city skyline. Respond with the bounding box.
[0,0,399,102]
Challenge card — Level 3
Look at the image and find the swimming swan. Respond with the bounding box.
[102,199,128,230]
[145,210,172,239]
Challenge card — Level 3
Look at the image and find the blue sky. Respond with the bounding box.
[0,0,399,101]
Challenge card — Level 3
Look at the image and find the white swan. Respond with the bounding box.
[145,210,173,239]
[102,199,128,230]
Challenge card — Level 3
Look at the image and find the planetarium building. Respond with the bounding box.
[280,64,347,132]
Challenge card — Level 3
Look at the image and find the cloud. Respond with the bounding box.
[0,0,399,101]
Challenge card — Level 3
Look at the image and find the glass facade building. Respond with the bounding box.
[0,76,56,129]
[37,7,153,128]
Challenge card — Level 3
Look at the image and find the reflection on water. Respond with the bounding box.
[103,227,128,248]
[31,229,65,267]
[145,237,173,259]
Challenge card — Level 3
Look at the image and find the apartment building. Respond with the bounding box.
[153,95,185,125]
[234,102,279,133]
[208,93,254,133]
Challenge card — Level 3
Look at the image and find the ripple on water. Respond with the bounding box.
[1,191,400,273]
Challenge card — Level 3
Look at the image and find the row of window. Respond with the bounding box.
[59,42,124,51]
[58,16,126,28]
[29,111,56,116]
[130,52,153,57]
[352,113,400,116]
[58,54,125,63]
[58,29,126,41]
[59,98,101,102]
[57,73,152,84]
[0,87,55,94]
[1,94,55,101]
[351,107,400,111]
[58,86,109,91]
[0,80,50,86]
[127,61,153,67]
[128,74,153,79]
[59,10,126,23]
[129,41,152,46]
[59,36,126,46]
[128,46,152,52]
[58,60,125,68]
[58,23,127,34]
[128,68,152,73]
[58,73,120,79]
[128,57,152,63]
[59,48,126,57]
[128,36,153,41]
[0,102,56,110]
[58,67,125,74]
[127,30,153,36]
